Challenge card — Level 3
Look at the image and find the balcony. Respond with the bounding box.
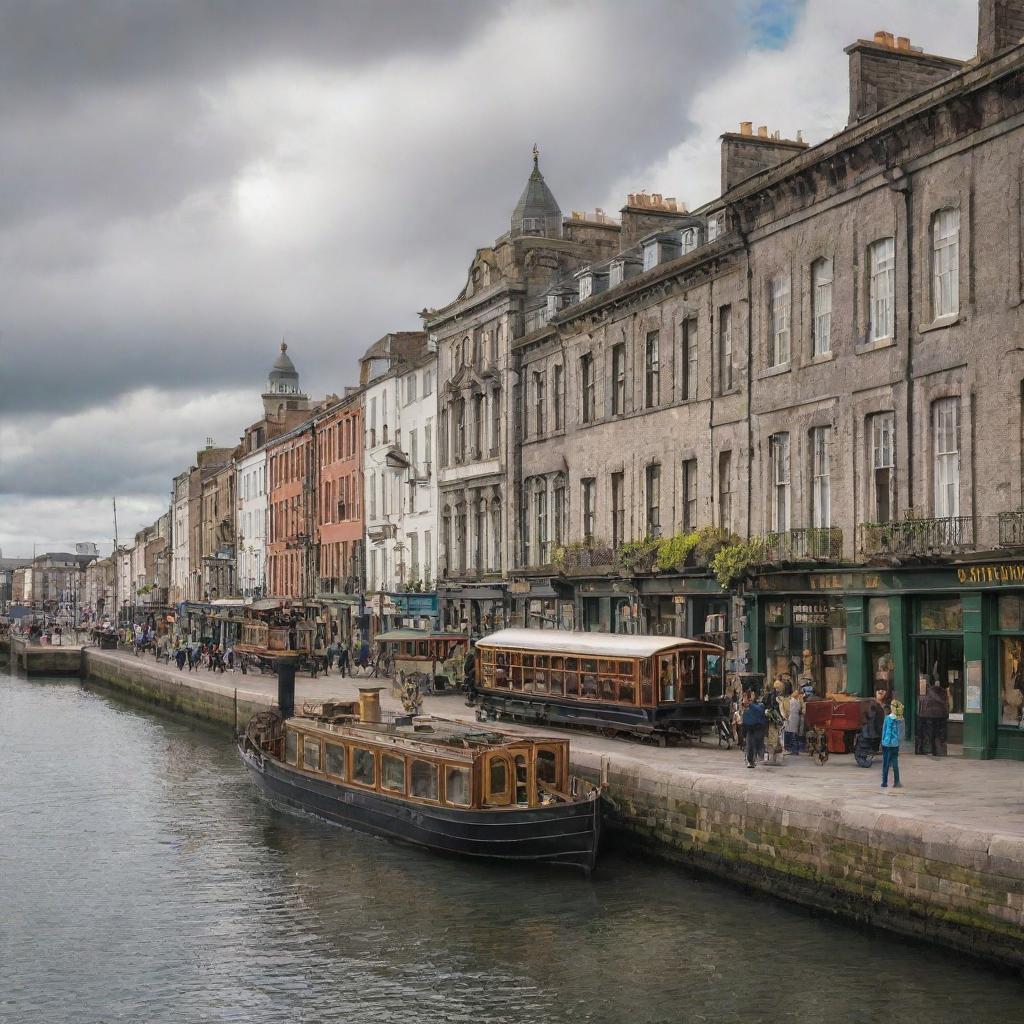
[858,516,975,557]
[761,527,844,562]
[554,542,617,573]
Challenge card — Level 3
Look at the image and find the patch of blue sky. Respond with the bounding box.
[747,0,804,50]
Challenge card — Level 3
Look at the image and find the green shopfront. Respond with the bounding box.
[743,562,1024,761]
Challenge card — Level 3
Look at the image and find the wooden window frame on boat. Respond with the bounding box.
[484,752,511,806]
[443,764,472,807]
[409,758,441,803]
[324,740,346,780]
[285,729,298,766]
[350,745,377,789]
[302,735,322,773]
[380,752,407,795]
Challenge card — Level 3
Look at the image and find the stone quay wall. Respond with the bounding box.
[570,750,1024,972]
[79,650,1024,972]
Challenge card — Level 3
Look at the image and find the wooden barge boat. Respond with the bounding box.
[238,704,602,873]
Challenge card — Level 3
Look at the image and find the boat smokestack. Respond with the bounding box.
[276,658,296,718]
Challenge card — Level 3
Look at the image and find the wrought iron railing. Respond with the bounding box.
[858,516,975,556]
[760,527,843,562]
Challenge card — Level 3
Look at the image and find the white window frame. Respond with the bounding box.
[812,257,833,357]
[769,274,790,367]
[932,208,960,320]
[870,412,896,524]
[769,433,790,533]
[811,426,831,529]
[718,305,733,393]
[933,397,961,519]
[869,237,895,341]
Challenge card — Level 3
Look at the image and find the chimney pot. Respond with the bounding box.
[757,125,768,138]
[883,31,895,47]
[897,35,910,50]
[740,120,752,135]
[874,30,887,44]
[796,129,804,143]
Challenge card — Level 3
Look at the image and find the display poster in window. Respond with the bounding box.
[765,601,786,627]
[792,599,840,626]
[966,660,982,713]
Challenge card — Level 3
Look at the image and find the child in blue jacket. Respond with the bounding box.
[881,698,905,788]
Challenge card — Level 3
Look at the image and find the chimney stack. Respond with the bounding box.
[740,120,752,136]
[978,0,1024,60]
[719,124,810,192]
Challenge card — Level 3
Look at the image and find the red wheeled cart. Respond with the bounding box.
[803,696,882,766]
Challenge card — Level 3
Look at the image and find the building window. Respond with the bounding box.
[553,479,565,547]
[423,369,433,396]
[769,433,790,533]
[582,478,596,542]
[455,398,466,461]
[718,305,733,393]
[438,408,448,468]
[644,331,660,408]
[490,388,501,454]
[611,472,625,549]
[553,365,564,430]
[812,257,833,356]
[369,470,376,519]
[932,208,960,320]
[811,426,831,528]
[682,317,698,400]
[580,354,595,424]
[491,500,502,570]
[475,497,486,570]
[611,343,626,415]
[533,482,548,564]
[718,451,733,532]
[533,371,546,436]
[933,397,961,519]
[869,237,895,341]
[869,412,896,523]
[472,394,484,457]
[769,273,790,367]
[682,459,697,532]
[645,463,661,537]
[406,373,417,404]
[455,503,467,572]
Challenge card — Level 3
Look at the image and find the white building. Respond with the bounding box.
[361,337,438,595]
[235,448,268,598]
[170,470,190,604]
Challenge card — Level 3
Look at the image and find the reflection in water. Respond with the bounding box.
[1,670,1021,1024]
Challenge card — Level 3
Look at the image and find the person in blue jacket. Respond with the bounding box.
[741,693,768,768]
[881,698,905,788]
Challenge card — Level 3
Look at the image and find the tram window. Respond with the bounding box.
[482,649,493,665]
[403,642,414,656]
[599,659,615,676]
[537,750,557,785]
[353,747,376,786]
[510,652,522,666]
[489,758,509,799]
[381,753,406,793]
[511,667,523,691]
[534,668,549,693]
[417,641,428,658]
[599,675,616,701]
[302,736,322,772]
[680,653,698,698]
[549,672,564,696]
[619,661,633,676]
[514,755,529,805]
[410,760,439,800]
[495,665,510,688]
[618,679,637,703]
[641,679,654,706]
[497,652,509,668]
[565,657,578,672]
[581,672,598,698]
[565,672,580,697]
[285,731,298,765]
[445,766,471,806]
[325,742,346,779]
[523,654,534,668]
[659,656,677,701]
[551,656,563,670]
[582,658,597,674]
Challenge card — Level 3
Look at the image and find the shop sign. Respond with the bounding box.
[508,581,531,594]
[956,564,1024,585]
[792,600,834,626]
[809,573,880,591]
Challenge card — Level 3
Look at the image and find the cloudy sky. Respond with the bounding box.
[0,0,978,556]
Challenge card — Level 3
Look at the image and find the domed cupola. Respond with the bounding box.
[511,145,561,239]
[262,341,308,416]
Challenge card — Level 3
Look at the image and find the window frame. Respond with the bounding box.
[811,257,833,357]
[931,208,960,320]
[769,273,791,367]
[868,237,895,342]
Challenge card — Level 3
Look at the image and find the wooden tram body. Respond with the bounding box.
[475,628,730,744]
[375,629,469,691]
[233,600,319,661]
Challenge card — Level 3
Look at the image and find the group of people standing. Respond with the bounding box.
[172,642,232,673]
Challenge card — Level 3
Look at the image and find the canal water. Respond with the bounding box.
[1,669,1022,1024]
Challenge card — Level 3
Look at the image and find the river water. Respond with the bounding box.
[1,668,1021,1024]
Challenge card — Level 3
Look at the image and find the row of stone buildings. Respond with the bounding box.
[44,0,1024,760]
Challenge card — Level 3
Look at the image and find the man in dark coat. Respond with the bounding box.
[741,696,768,768]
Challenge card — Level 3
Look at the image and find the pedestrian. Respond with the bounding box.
[338,639,350,677]
[785,687,805,754]
[881,698,905,789]
[916,679,950,756]
[325,641,336,674]
[175,647,187,672]
[741,693,768,768]
[187,644,197,672]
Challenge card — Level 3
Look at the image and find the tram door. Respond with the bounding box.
[657,655,677,701]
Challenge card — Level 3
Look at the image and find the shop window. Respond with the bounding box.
[868,642,894,696]
[999,638,1024,726]
[302,736,322,772]
[410,760,439,800]
[445,766,471,806]
[352,747,376,786]
[325,742,346,779]
[285,731,298,765]
[919,598,963,632]
[1000,595,1024,631]
[381,754,406,793]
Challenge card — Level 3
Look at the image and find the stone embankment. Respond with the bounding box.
[80,648,1024,971]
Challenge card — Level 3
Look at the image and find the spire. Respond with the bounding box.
[532,142,539,171]
[511,144,561,239]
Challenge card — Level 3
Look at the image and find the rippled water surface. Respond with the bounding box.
[1,668,1022,1023]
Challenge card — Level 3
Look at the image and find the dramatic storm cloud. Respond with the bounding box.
[0,0,977,554]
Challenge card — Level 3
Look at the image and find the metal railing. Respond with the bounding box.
[556,543,617,572]
[760,527,843,562]
[858,516,975,556]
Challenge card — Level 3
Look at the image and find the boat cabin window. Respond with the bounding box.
[302,736,322,772]
[514,755,529,805]
[486,756,510,805]
[445,765,471,806]
[381,753,406,793]
[410,759,439,800]
[285,730,298,765]
[536,749,558,786]
[352,747,376,787]
[325,742,346,779]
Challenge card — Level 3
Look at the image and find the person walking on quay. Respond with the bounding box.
[881,699,905,788]
[784,685,805,754]
[325,640,337,674]
[338,639,350,678]
[741,693,767,769]
[916,679,950,756]
[175,647,187,672]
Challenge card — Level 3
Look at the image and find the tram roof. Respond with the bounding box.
[475,629,715,659]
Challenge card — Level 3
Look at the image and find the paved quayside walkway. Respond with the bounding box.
[86,648,1024,841]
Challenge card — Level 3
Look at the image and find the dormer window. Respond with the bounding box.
[707,216,720,242]
[578,275,593,302]
[546,294,560,319]
[522,217,543,234]
[680,228,698,254]
[642,241,659,272]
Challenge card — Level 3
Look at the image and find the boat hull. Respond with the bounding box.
[237,741,601,873]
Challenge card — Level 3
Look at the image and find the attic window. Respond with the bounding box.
[522,217,543,234]
[643,242,659,272]
[707,217,720,242]
[680,228,697,254]
[609,262,624,287]
[578,275,593,301]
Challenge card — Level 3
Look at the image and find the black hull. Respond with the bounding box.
[237,742,601,873]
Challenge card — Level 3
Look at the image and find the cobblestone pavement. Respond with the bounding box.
[96,648,1024,840]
